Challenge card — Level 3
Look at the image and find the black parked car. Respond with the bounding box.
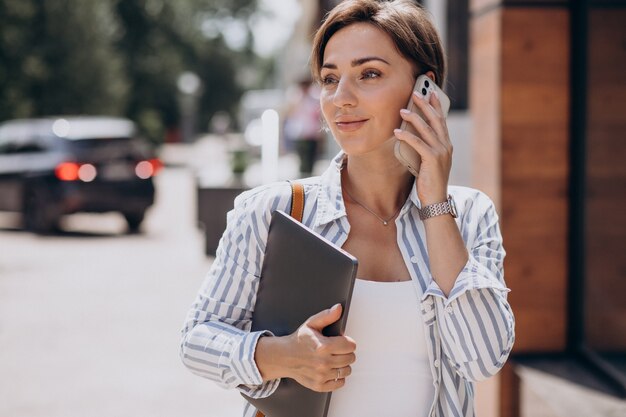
[0,116,161,233]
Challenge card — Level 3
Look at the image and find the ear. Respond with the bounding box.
[424,70,436,84]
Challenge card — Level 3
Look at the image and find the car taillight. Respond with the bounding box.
[149,158,163,174]
[55,162,98,182]
[55,162,80,181]
[135,158,162,179]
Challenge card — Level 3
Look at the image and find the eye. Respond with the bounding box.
[320,75,338,86]
[361,70,381,80]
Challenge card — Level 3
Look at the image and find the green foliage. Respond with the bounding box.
[0,0,261,144]
[0,0,127,118]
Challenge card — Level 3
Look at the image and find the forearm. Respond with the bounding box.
[423,214,468,297]
[255,335,293,382]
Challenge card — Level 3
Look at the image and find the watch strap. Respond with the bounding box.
[418,195,455,220]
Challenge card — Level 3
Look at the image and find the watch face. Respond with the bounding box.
[448,195,458,218]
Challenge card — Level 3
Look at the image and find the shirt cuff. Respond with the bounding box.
[231,330,274,386]
[421,255,510,306]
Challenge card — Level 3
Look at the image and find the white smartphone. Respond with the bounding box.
[394,74,451,177]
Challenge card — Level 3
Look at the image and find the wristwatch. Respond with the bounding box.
[418,194,458,221]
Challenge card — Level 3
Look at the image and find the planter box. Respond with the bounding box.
[196,183,248,256]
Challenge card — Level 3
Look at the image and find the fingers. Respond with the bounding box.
[292,344,355,392]
[336,365,353,380]
[308,365,353,392]
[414,90,446,132]
[305,303,342,332]
[312,374,347,392]
[299,342,356,392]
[401,91,450,150]
[291,305,358,392]
[393,127,430,156]
[329,352,356,369]
[329,365,352,383]
[308,338,356,368]
[426,89,444,117]
[324,333,357,354]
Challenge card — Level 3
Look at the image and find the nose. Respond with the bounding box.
[332,78,357,108]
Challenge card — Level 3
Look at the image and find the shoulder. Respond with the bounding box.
[235,177,322,207]
[233,181,292,219]
[232,177,323,222]
[222,182,293,253]
[226,178,324,250]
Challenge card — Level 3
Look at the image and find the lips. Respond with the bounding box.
[334,116,368,132]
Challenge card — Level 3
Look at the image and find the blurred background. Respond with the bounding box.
[0,1,624,416]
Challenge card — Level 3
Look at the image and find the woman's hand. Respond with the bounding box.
[255,304,356,392]
[394,90,452,205]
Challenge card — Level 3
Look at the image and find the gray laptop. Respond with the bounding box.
[242,210,358,417]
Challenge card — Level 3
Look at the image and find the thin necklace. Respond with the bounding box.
[343,186,403,226]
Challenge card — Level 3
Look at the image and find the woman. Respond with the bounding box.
[180,1,515,416]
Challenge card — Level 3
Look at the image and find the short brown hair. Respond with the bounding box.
[310,0,446,88]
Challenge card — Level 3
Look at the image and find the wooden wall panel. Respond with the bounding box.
[470,0,498,14]
[584,8,626,351]
[500,8,570,353]
[471,7,570,353]
[470,7,502,205]
[503,0,568,4]
[470,0,570,15]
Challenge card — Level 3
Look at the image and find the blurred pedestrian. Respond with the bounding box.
[283,78,324,176]
[181,1,514,417]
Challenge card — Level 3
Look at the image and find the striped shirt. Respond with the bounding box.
[180,152,515,417]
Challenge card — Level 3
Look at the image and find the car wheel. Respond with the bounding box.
[123,211,145,233]
[23,188,61,234]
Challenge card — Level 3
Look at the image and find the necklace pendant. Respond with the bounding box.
[383,221,388,226]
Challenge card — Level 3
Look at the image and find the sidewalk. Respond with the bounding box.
[518,364,626,417]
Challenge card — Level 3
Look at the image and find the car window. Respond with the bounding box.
[0,137,11,154]
[0,136,46,154]
[63,137,151,160]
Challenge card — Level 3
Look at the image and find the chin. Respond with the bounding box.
[336,134,396,157]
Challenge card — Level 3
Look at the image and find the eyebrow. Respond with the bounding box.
[321,56,391,70]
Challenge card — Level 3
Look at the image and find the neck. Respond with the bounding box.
[341,143,414,216]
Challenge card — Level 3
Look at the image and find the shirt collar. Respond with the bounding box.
[314,152,348,228]
[314,152,422,227]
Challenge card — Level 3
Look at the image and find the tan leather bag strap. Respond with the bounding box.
[255,181,304,417]
[289,181,305,222]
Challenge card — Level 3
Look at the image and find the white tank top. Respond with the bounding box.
[326,279,435,417]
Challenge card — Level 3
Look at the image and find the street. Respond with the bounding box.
[0,167,244,417]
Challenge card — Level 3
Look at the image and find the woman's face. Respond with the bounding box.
[319,22,416,156]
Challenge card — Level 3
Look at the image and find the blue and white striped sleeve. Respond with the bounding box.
[179,186,288,399]
[424,190,515,381]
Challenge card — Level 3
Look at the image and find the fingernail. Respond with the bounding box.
[400,108,410,114]
[394,128,402,135]
[332,303,341,311]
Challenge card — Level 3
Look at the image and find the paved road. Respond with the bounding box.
[0,167,245,417]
